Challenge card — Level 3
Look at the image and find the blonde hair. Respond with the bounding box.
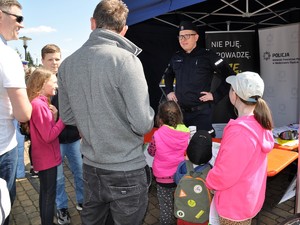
[26,67,53,103]
[0,0,22,11]
[240,98,274,130]
[25,66,36,83]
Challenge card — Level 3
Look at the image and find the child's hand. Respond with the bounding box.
[49,104,58,121]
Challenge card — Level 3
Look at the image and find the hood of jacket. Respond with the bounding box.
[86,28,142,56]
[228,115,274,154]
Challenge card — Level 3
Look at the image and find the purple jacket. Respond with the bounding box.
[30,95,65,171]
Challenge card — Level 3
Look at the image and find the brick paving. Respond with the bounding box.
[9,142,298,225]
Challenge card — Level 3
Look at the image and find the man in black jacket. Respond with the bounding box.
[164,21,234,136]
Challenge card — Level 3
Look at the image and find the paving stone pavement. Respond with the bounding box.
[8,142,299,225]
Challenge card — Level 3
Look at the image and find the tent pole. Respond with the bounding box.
[226,21,230,31]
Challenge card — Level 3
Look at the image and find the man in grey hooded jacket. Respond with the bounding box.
[57,0,154,224]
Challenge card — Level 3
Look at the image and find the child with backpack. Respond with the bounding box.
[174,130,213,225]
[148,100,190,225]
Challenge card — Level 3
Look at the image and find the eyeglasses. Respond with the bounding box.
[1,10,23,23]
[178,33,197,41]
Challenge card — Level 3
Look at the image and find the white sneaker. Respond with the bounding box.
[76,203,83,211]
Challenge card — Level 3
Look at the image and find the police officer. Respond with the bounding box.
[164,21,234,137]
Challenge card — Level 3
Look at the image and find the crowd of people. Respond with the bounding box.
[0,0,275,225]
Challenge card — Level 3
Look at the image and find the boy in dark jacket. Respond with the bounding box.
[41,44,83,225]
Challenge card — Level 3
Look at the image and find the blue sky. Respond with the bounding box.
[8,0,100,64]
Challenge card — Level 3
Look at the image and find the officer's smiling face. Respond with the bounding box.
[178,30,198,53]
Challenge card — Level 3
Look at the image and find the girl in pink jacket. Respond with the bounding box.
[148,100,190,225]
[26,68,65,225]
[206,72,274,225]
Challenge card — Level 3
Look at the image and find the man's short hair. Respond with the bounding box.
[92,0,128,33]
[0,0,22,11]
[41,44,61,59]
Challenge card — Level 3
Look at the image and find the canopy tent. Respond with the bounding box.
[124,0,206,26]
[124,0,300,30]
[124,0,300,116]
[125,1,300,218]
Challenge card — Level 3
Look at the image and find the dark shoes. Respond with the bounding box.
[57,208,71,225]
[30,168,39,178]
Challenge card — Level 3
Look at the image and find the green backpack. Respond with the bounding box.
[174,160,212,223]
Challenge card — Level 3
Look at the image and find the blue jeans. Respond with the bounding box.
[56,140,83,209]
[13,120,25,179]
[39,166,57,225]
[81,163,151,225]
[0,146,18,225]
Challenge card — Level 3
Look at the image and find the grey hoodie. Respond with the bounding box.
[58,29,154,171]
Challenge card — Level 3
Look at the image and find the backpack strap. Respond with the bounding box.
[185,160,210,180]
[185,160,194,174]
[185,160,209,175]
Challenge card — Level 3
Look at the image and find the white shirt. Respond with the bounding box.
[0,37,26,154]
[0,178,11,223]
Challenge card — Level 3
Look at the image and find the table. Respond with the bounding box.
[211,138,298,177]
[144,127,158,143]
[144,129,299,177]
[274,142,298,151]
[267,148,298,177]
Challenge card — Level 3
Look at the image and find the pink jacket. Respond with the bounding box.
[30,95,65,171]
[148,124,190,183]
[206,116,274,221]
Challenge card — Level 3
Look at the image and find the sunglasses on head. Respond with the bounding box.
[1,10,23,23]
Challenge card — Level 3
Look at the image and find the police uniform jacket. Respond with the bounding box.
[164,46,233,109]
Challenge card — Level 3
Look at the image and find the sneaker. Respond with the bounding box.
[76,203,83,211]
[56,208,70,225]
[30,168,39,178]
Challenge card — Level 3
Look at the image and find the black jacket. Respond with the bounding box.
[164,47,234,108]
[51,93,81,144]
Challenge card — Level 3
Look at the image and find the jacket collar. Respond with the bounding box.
[88,28,142,56]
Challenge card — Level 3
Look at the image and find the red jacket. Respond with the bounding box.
[30,95,65,171]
